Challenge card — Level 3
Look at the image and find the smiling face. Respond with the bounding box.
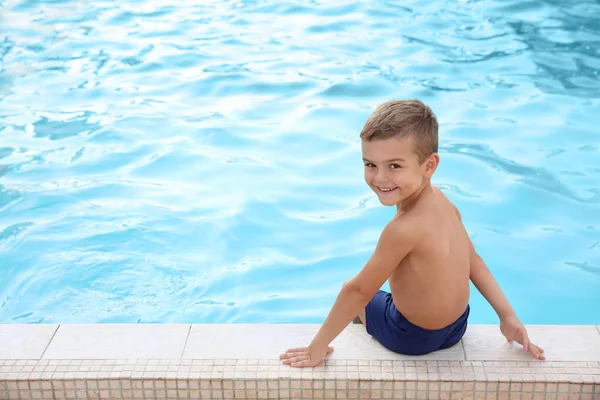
[362,136,438,207]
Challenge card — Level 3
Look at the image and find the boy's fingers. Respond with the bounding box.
[281,346,334,365]
[282,355,309,365]
[535,344,545,353]
[527,343,545,360]
[521,333,530,352]
[281,351,307,360]
[534,349,544,360]
[529,346,538,357]
[533,344,546,360]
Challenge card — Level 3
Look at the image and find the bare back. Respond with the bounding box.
[389,185,471,330]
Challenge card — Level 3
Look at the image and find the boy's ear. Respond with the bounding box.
[424,153,439,177]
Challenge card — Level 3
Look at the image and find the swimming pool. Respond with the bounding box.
[0,0,599,325]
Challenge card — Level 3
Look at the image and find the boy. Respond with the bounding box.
[280,100,545,368]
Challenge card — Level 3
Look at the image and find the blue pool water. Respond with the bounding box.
[0,0,599,325]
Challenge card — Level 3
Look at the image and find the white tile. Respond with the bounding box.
[0,324,58,359]
[42,324,190,359]
[183,324,463,360]
[183,324,321,359]
[463,325,600,362]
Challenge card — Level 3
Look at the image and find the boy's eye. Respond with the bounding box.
[390,164,401,169]
[364,163,376,168]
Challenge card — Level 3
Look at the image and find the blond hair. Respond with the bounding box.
[360,100,439,163]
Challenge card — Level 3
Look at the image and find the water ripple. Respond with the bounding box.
[0,0,599,324]
[444,142,600,204]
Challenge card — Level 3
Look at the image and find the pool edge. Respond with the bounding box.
[1,323,599,399]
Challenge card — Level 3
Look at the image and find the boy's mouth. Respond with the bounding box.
[376,186,398,193]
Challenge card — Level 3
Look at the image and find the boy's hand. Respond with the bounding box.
[279,345,334,368]
[500,315,545,360]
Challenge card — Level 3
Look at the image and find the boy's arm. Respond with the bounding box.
[455,206,545,360]
[280,218,417,368]
[468,245,516,319]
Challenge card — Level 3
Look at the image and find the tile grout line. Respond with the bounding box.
[38,325,61,361]
[460,339,468,362]
[179,324,193,360]
[4,324,600,370]
[2,358,596,398]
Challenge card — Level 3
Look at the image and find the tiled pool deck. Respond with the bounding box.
[1,324,599,399]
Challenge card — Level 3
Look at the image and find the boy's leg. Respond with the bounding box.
[352,308,367,324]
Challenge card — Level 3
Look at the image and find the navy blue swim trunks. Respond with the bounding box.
[365,290,470,355]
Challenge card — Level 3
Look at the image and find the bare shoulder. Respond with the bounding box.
[432,185,462,221]
[450,201,462,221]
[367,214,422,268]
[383,211,423,244]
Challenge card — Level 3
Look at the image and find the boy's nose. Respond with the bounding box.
[375,168,388,182]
